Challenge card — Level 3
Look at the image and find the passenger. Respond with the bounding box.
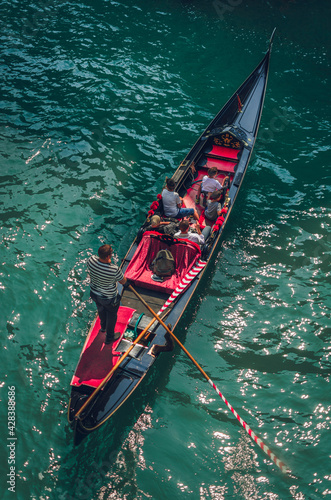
[87,244,128,344]
[222,173,231,191]
[144,215,171,234]
[196,167,222,205]
[174,220,211,246]
[217,173,231,204]
[204,190,222,221]
[162,177,199,221]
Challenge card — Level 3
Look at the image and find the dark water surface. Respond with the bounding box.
[1,1,330,499]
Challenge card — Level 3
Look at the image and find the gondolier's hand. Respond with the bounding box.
[122,278,133,289]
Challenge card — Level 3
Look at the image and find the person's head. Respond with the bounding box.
[151,215,161,227]
[166,177,176,191]
[211,190,221,201]
[179,220,190,233]
[98,244,112,261]
[207,167,218,178]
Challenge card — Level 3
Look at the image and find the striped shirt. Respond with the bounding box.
[87,255,124,298]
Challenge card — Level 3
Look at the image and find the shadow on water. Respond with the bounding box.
[53,374,163,497]
[52,337,186,498]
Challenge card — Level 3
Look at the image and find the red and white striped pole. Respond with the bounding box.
[157,259,207,314]
[207,378,288,473]
[129,284,288,475]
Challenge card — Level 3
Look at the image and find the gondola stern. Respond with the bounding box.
[72,418,90,446]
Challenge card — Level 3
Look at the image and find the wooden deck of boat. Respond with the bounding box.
[122,285,170,317]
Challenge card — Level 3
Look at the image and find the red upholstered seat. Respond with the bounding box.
[125,231,201,292]
[205,157,236,173]
[209,145,240,159]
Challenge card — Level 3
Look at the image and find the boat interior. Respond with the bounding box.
[178,131,242,224]
[70,131,245,392]
[125,232,201,293]
[117,130,244,339]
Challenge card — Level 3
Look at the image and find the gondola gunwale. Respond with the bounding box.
[68,33,275,443]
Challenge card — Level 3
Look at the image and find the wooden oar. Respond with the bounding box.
[128,284,288,474]
[74,315,158,421]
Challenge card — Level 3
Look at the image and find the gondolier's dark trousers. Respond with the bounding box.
[90,290,121,340]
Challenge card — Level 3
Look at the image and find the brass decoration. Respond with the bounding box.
[214,133,241,149]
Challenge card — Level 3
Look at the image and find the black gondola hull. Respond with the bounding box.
[68,35,274,444]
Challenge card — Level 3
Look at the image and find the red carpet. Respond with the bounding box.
[71,306,135,388]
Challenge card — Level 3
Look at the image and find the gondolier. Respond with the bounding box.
[87,244,127,343]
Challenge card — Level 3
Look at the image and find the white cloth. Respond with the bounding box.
[174,231,205,246]
[201,176,222,192]
[162,188,181,217]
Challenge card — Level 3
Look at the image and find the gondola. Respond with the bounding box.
[68,31,275,445]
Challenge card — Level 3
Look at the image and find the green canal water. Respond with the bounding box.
[1,1,330,499]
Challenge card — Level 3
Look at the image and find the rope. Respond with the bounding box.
[134,313,144,339]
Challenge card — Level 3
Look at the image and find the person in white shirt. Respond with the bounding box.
[162,177,199,221]
[174,220,211,246]
[196,167,222,206]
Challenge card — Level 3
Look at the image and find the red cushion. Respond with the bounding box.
[206,158,236,173]
[209,145,240,159]
[125,232,201,293]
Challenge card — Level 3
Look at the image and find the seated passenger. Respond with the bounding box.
[162,177,199,221]
[144,215,179,237]
[204,190,222,221]
[174,220,211,246]
[196,167,222,206]
[144,215,170,234]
